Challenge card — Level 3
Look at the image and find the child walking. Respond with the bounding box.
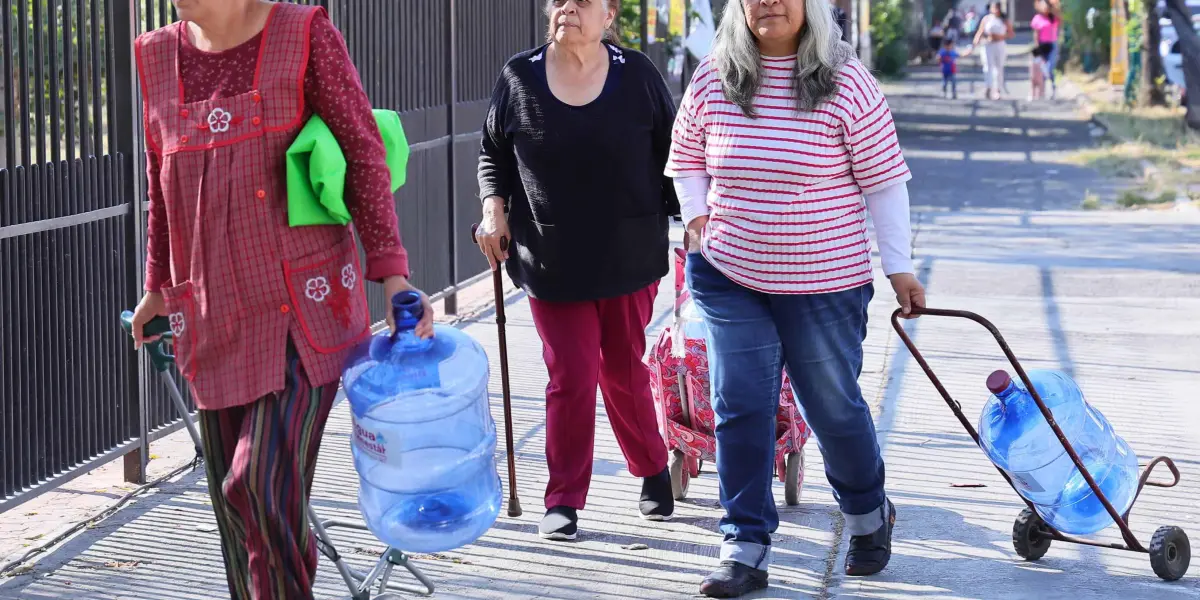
[1029,43,1051,100]
[938,38,972,99]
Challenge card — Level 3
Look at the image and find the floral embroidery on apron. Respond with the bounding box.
[207,107,233,132]
[169,312,186,336]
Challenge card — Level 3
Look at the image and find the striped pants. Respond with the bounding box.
[198,352,338,600]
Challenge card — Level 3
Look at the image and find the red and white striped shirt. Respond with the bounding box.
[665,55,912,294]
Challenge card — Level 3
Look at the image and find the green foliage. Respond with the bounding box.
[872,0,910,76]
[616,0,642,47]
[1127,0,1145,50]
[613,0,686,57]
[1060,0,1112,68]
[1116,188,1178,206]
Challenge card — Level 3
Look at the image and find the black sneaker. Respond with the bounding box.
[699,560,769,598]
[844,499,897,576]
[639,467,675,521]
[539,506,578,541]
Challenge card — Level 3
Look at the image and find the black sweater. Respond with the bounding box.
[477,43,680,303]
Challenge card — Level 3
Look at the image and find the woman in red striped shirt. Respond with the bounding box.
[665,0,926,596]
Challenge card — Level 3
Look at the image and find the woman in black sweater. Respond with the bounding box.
[475,0,680,541]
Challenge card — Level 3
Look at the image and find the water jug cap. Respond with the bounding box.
[987,370,1013,394]
[391,290,424,332]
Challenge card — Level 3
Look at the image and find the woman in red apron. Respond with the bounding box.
[127,2,430,598]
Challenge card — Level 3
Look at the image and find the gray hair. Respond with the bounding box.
[713,0,854,117]
[543,0,620,43]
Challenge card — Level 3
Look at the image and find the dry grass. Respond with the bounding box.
[1065,71,1200,209]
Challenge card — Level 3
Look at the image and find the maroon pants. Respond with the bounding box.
[528,283,668,510]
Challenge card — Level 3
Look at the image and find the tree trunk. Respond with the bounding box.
[908,0,929,61]
[1139,0,1168,106]
[1163,0,1200,129]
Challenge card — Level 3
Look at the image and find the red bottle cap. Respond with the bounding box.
[987,370,1012,394]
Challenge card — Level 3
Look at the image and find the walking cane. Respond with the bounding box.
[470,224,522,518]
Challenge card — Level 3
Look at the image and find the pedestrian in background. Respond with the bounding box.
[1029,43,1049,100]
[939,37,973,99]
[666,0,926,596]
[942,7,964,41]
[964,6,979,36]
[974,2,1013,100]
[1030,0,1062,97]
[128,0,428,598]
[474,0,681,542]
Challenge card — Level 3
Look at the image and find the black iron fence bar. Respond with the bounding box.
[65,0,76,163]
[445,0,458,315]
[32,0,43,166]
[123,0,152,486]
[18,0,29,167]
[48,0,60,165]
[90,0,104,158]
[3,0,14,170]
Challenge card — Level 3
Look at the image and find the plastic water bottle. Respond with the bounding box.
[342,291,501,553]
[978,369,1139,535]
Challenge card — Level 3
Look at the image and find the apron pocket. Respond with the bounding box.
[282,235,370,354]
[161,281,199,380]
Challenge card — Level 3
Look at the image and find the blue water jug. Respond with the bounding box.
[978,370,1139,535]
[342,291,501,553]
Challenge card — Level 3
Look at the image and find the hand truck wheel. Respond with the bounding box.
[1012,508,1052,561]
[783,452,803,506]
[669,449,691,500]
[1149,526,1191,581]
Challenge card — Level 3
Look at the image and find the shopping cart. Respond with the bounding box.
[120,311,434,599]
[891,307,1191,582]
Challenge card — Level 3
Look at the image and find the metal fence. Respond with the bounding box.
[0,0,689,513]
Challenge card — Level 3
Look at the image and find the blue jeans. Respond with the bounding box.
[942,72,957,97]
[1045,42,1059,88]
[685,254,888,570]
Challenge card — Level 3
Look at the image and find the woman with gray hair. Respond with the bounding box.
[666,0,924,596]
[476,0,680,541]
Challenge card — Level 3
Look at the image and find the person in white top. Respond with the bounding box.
[974,1,1014,99]
[665,0,925,597]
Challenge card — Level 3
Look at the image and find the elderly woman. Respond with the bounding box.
[475,0,680,540]
[666,0,925,596]
[127,0,430,597]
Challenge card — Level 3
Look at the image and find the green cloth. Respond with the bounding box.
[285,109,409,226]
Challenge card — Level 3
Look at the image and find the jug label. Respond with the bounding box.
[1008,470,1045,494]
[353,421,398,466]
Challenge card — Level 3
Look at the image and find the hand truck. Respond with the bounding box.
[120,311,435,599]
[891,307,1191,582]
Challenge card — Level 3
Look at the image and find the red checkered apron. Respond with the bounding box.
[136,3,370,410]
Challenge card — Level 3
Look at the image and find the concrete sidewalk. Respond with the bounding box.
[3,56,1200,599]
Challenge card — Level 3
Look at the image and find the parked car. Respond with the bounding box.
[1160,20,1200,92]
